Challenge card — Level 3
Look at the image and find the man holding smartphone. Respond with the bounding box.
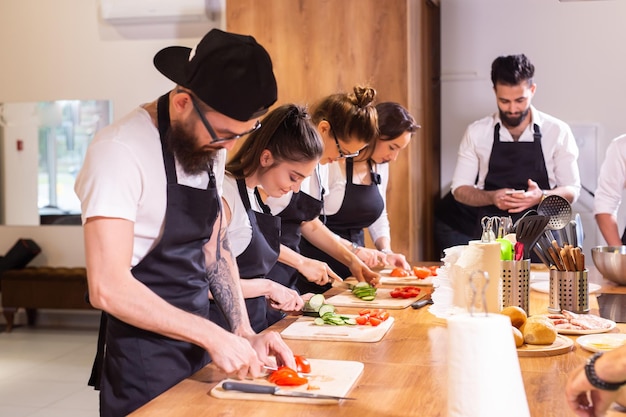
[435,54,580,253]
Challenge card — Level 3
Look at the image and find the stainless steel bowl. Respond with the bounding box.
[591,246,626,285]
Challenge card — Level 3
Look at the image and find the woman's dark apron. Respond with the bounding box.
[297,158,384,293]
[209,179,280,333]
[265,172,323,325]
[90,93,220,417]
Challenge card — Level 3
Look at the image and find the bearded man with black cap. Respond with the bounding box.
[75,29,296,417]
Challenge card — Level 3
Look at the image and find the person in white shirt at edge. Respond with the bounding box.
[263,85,381,326]
[74,29,295,417]
[594,134,626,246]
[297,102,420,294]
[435,53,580,256]
[209,104,329,333]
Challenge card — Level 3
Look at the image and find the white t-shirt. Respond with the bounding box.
[323,160,391,242]
[74,106,226,267]
[594,134,626,216]
[222,174,266,257]
[450,106,580,201]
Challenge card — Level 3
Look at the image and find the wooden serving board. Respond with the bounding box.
[516,335,574,357]
[325,287,428,309]
[281,316,394,342]
[210,359,364,404]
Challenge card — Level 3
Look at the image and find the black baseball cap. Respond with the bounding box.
[153,29,277,122]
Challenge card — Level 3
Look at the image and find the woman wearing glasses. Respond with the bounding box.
[297,102,420,294]
[209,104,325,333]
[262,86,381,322]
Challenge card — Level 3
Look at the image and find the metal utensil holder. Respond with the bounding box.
[548,269,589,314]
[501,259,530,315]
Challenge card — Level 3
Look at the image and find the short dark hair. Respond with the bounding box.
[376,102,420,141]
[490,54,535,87]
[227,104,323,178]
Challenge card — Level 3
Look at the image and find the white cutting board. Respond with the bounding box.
[378,268,434,286]
[281,315,394,342]
[210,359,364,404]
[325,287,428,309]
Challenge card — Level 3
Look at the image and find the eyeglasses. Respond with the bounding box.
[330,129,363,159]
[190,95,261,143]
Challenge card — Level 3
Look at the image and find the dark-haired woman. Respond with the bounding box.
[297,102,420,294]
[208,104,324,333]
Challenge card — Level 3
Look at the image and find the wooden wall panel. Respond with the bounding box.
[226,0,437,261]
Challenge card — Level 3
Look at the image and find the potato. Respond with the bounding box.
[521,319,557,345]
[512,326,524,348]
[500,306,527,329]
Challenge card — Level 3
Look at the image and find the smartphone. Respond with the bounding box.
[505,190,525,195]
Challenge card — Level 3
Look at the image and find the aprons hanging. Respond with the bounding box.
[92,93,221,417]
[209,178,280,333]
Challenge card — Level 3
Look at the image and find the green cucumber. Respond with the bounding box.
[318,304,336,317]
[305,294,326,312]
[313,317,325,326]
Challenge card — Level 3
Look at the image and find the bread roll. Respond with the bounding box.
[521,319,557,345]
[500,306,527,329]
[512,326,524,348]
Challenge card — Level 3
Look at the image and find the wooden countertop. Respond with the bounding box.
[130,270,626,417]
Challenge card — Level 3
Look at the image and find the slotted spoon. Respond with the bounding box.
[537,195,572,244]
[515,214,550,259]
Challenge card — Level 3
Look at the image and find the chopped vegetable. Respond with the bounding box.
[390,267,410,277]
[294,355,311,374]
[390,286,422,299]
[351,282,377,301]
[268,366,309,386]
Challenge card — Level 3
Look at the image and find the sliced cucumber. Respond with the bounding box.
[318,304,336,317]
[344,318,357,325]
[305,294,326,312]
[313,317,325,326]
[360,295,376,301]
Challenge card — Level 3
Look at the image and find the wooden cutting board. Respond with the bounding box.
[210,359,364,404]
[516,335,574,357]
[325,287,428,309]
[281,316,394,342]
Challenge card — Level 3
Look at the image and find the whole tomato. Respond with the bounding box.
[390,267,409,277]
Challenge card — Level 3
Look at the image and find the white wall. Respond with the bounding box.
[0,0,223,266]
[441,0,626,254]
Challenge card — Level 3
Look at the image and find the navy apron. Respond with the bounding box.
[474,123,550,233]
[265,170,323,325]
[209,178,281,333]
[95,93,220,417]
[297,158,384,293]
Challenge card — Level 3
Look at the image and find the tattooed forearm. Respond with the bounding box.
[207,257,243,331]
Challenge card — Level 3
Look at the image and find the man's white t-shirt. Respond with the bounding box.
[74,106,226,267]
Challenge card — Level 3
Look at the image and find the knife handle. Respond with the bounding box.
[222,381,277,394]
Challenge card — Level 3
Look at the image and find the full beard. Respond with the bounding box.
[499,106,530,128]
[166,121,217,176]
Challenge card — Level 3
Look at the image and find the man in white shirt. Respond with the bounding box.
[594,134,626,245]
[435,54,580,254]
[75,29,295,416]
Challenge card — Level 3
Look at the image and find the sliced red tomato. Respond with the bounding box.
[268,366,308,386]
[412,266,433,279]
[358,309,371,316]
[390,289,403,298]
[294,355,311,374]
[355,315,368,325]
[390,267,409,277]
[369,317,382,326]
[378,311,390,321]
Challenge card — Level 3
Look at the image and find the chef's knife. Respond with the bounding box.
[222,381,355,400]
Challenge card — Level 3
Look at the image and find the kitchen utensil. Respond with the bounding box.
[411,297,433,309]
[515,215,549,259]
[591,246,626,285]
[517,335,574,357]
[222,382,356,400]
[575,213,584,247]
[512,209,537,233]
[537,195,572,245]
[480,216,497,242]
[569,220,578,248]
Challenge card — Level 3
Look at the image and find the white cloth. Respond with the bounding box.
[222,174,265,257]
[594,133,626,216]
[323,160,391,243]
[74,106,226,267]
[450,106,580,202]
[447,313,530,417]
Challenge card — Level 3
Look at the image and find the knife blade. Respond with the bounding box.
[221,381,355,400]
